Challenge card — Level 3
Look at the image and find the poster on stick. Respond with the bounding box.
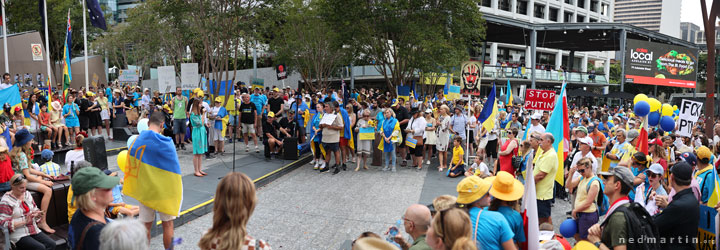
[524,89,556,111]
[180,63,199,90]
[676,99,703,137]
[158,66,177,93]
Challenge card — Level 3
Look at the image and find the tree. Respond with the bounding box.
[701,0,719,134]
[267,0,348,92]
[322,0,486,94]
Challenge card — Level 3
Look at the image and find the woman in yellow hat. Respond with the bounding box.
[487,171,526,247]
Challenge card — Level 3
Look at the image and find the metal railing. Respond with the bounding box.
[482,65,609,84]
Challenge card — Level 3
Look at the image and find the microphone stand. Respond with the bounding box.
[233,99,238,173]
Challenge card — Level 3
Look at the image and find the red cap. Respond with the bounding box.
[649,138,663,146]
[13,106,21,112]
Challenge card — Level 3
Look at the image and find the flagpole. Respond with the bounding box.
[1,1,8,73]
[83,0,89,90]
[43,0,51,95]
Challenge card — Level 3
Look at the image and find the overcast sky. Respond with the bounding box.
[681,0,713,26]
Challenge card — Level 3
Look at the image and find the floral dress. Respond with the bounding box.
[191,113,207,154]
[436,115,451,151]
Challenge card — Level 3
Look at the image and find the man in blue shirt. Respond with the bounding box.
[250,87,267,135]
[456,176,515,250]
[597,116,614,137]
[290,95,309,143]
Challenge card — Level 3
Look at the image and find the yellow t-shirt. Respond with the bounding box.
[97,97,109,110]
[452,146,464,165]
[534,148,558,200]
[67,184,77,222]
[575,177,600,213]
[616,142,637,164]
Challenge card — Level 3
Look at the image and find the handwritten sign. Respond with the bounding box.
[677,99,703,137]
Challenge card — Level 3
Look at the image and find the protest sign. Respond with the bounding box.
[676,99,703,137]
[524,89,556,111]
[697,205,717,249]
[180,63,199,90]
[158,66,177,93]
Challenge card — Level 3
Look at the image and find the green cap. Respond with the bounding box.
[72,167,120,196]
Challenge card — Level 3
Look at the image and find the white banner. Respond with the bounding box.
[180,63,199,90]
[118,69,140,83]
[676,99,703,137]
[157,66,177,93]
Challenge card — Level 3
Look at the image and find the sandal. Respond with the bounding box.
[194,173,204,177]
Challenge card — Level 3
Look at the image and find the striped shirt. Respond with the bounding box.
[0,191,40,243]
[40,162,62,177]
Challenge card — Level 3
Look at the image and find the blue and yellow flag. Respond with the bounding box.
[124,130,183,216]
[506,80,513,106]
[0,85,22,116]
[546,83,570,186]
[340,108,355,150]
[397,85,411,102]
[62,10,72,101]
[478,83,498,132]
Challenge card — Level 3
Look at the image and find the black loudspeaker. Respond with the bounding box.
[113,127,138,142]
[113,113,128,128]
[283,137,298,160]
[83,136,108,170]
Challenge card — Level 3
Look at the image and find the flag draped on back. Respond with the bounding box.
[0,85,22,117]
[478,83,498,132]
[124,130,183,216]
[86,0,107,30]
[545,83,570,186]
[707,165,720,207]
[506,80,513,106]
[340,108,355,150]
[62,10,72,101]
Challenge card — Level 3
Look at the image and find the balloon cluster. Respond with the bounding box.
[633,94,676,132]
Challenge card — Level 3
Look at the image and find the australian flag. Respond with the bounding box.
[86,0,107,30]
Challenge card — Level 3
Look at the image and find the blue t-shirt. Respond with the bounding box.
[598,122,614,137]
[451,114,467,140]
[133,92,141,107]
[250,94,267,115]
[63,103,79,120]
[111,184,123,204]
[497,206,526,243]
[291,102,309,122]
[114,97,125,114]
[214,107,227,130]
[106,87,113,103]
[469,207,514,250]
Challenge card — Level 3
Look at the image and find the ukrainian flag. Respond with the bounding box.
[478,83,498,132]
[340,108,355,150]
[506,80,513,107]
[309,112,325,157]
[0,85,22,116]
[546,83,571,186]
[701,163,720,207]
[62,10,72,101]
[124,130,183,216]
[397,85,411,102]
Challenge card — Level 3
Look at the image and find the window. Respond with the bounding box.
[499,0,511,11]
[534,3,545,18]
[565,0,573,4]
[601,3,609,16]
[590,0,598,12]
[517,0,528,15]
[577,0,585,8]
[576,15,585,22]
[589,18,597,23]
[481,0,491,7]
[549,7,559,21]
[564,11,573,23]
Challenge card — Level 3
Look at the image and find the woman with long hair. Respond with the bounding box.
[424,109,437,166]
[9,129,54,233]
[191,99,208,177]
[97,91,112,140]
[63,94,81,142]
[497,127,519,176]
[436,105,451,172]
[310,103,325,170]
[198,172,270,250]
[425,208,476,250]
[50,101,69,149]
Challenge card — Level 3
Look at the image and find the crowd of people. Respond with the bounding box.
[2,71,720,250]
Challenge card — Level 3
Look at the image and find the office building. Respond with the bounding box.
[613,0,681,38]
[680,22,701,44]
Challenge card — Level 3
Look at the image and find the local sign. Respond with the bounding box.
[524,89,556,111]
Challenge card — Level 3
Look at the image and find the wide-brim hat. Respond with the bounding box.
[0,138,8,153]
[456,176,492,204]
[13,129,34,147]
[486,171,524,201]
[51,101,61,111]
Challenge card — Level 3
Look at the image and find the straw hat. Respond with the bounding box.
[456,176,492,204]
[51,101,61,111]
[352,237,399,250]
[0,137,8,153]
[486,171,524,201]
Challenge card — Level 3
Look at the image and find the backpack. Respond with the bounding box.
[583,176,610,216]
[601,202,659,250]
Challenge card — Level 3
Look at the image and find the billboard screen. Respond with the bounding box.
[624,39,698,88]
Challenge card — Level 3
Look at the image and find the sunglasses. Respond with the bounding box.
[437,209,448,243]
[12,175,24,185]
[648,173,661,178]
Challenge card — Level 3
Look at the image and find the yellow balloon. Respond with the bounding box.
[648,98,661,112]
[634,94,648,104]
[117,150,128,172]
[673,105,678,111]
[661,104,673,116]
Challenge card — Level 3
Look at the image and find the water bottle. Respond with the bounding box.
[386,219,403,247]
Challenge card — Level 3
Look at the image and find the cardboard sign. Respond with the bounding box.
[460,61,481,96]
[180,63,199,90]
[677,99,703,137]
[158,66,177,93]
[118,69,140,83]
[524,89,556,111]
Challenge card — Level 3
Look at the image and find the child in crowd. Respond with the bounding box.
[38,103,56,148]
[0,139,12,192]
[39,149,62,177]
[106,170,139,218]
[447,137,465,177]
[465,154,492,177]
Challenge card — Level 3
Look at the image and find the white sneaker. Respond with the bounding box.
[426,160,431,165]
[313,161,319,170]
[310,159,316,165]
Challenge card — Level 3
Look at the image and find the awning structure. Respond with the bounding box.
[605,91,635,99]
[567,89,600,97]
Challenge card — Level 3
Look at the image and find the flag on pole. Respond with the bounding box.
[521,154,539,250]
[86,0,107,30]
[478,83,498,132]
[636,120,649,155]
[506,80,514,106]
[545,83,571,186]
[62,9,72,102]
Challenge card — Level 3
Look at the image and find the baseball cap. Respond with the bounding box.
[599,167,634,189]
[531,113,542,120]
[577,137,593,146]
[272,87,280,92]
[696,146,712,162]
[679,152,697,166]
[41,149,54,160]
[424,108,432,114]
[671,162,693,181]
[648,163,664,175]
[215,97,222,102]
[649,138,663,146]
[267,111,275,118]
[626,130,639,141]
[573,126,588,135]
[71,167,121,196]
[456,176,492,204]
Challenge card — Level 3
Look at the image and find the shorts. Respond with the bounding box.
[340,137,348,147]
[25,181,43,192]
[409,143,424,156]
[576,211,599,239]
[139,203,176,223]
[210,127,223,141]
[228,115,237,126]
[89,112,101,127]
[100,110,110,120]
[323,142,339,152]
[537,199,552,218]
[357,140,372,154]
[241,123,255,134]
[486,139,498,158]
[173,119,187,134]
[447,164,465,177]
[40,125,48,131]
[108,204,135,215]
[65,118,79,128]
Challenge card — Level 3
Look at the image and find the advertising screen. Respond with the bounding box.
[624,39,698,88]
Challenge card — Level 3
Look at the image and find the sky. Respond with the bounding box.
[681,0,712,26]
